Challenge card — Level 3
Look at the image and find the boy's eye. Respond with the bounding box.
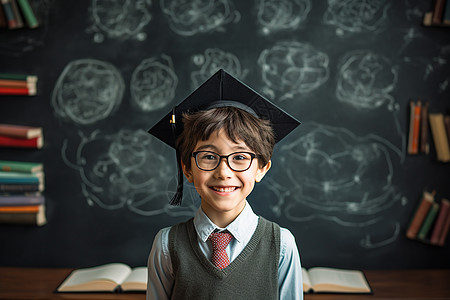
[201,154,218,160]
[232,153,250,161]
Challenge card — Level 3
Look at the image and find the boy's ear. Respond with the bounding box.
[181,161,194,183]
[255,160,271,183]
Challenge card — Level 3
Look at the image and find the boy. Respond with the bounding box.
[147,69,303,299]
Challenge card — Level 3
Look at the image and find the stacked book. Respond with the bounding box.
[0,160,46,226]
[0,0,39,29]
[0,73,37,96]
[406,190,450,246]
[407,100,450,162]
[0,124,43,149]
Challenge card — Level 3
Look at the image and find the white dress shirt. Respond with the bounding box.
[147,201,303,300]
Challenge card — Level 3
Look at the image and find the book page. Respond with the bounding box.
[308,267,370,293]
[57,263,132,292]
[121,267,147,291]
[301,268,312,292]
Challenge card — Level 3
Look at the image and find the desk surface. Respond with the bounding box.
[0,267,449,299]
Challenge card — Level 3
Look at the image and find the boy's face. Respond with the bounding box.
[182,129,271,223]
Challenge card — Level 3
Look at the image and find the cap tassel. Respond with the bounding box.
[169,106,183,206]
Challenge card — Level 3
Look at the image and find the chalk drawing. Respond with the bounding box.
[323,0,389,36]
[258,41,329,101]
[275,122,404,248]
[424,45,450,93]
[160,0,240,36]
[87,0,152,42]
[255,0,311,35]
[191,48,247,88]
[62,129,196,217]
[130,54,178,112]
[336,50,398,110]
[52,59,125,125]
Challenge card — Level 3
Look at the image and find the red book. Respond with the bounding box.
[0,135,43,149]
[406,191,434,239]
[430,199,450,245]
[0,124,42,139]
[408,100,421,155]
[0,86,36,96]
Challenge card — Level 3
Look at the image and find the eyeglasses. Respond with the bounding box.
[192,151,260,172]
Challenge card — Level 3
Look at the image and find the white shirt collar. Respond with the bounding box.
[193,201,259,244]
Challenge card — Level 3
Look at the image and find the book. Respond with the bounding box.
[406,190,435,239]
[407,101,417,154]
[8,0,23,29]
[438,208,450,246]
[420,101,429,154]
[0,160,43,173]
[444,0,450,24]
[16,0,38,28]
[0,204,42,213]
[0,86,36,95]
[302,267,371,294]
[0,79,35,89]
[0,3,7,28]
[0,135,43,149]
[432,0,447,25]
[1,0,18,29]
[0,193,44,206]
[57,263,147,293]
[0,204,46,226]
[417,202,440,240]
[0,73,37,82]
[429,113,450,162]
[0,170,43,182]
[430,199,450,245]
[0,124,42,139]
[0,182,42,192]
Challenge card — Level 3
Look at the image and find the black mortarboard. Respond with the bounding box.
[148,69,300,205]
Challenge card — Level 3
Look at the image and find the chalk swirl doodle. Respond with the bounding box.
[52,59,125,125]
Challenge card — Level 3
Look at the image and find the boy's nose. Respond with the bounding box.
[215,158,233,177]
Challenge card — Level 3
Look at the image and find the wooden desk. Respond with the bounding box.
[0,267,449,299]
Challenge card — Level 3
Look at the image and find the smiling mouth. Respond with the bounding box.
[211,186,238,193]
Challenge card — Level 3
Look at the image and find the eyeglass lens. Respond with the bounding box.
[194,151,255,171]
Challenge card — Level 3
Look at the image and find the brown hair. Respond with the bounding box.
[176,107,275,170]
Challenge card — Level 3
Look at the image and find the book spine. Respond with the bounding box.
[0,209,46,226]
[0,124,42,139]
[0,160,42,173]
[430,199,450,244]
[407,101,416,154]
[444,0,450,24]
[438,210,450,246]
[406,191,434,239]
[0,135,42,149]
[0,86,36,95]
[417,202,440,240]
[0,194,44,206]
[9,0,23,28]
[0,183,41,192]
[0,205,40,213]
[1,0,18,29]
[429,113,450,162]
[432,0,447,25]
[411,100,421,154]
[0,73,37,82]
[16,0,38,28]
[420,101,429,154]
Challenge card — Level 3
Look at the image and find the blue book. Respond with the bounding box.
[0,194,44,206]
[0,171,43,184]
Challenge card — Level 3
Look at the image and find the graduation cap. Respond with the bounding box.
[148,69,300,205]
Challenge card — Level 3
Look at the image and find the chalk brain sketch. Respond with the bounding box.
[52,59,125,125]
[255,0,311,34]
[276,122,404,248]
[160,0,240,36]
[258,41,329,101]
[336,50,398,110]
[88,0,152,42]
[191,48,247,88]
[323,0,389,35]
[130,54,178,112]
[62,129,196,217]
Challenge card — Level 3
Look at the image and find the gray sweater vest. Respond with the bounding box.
[168,217,280,300]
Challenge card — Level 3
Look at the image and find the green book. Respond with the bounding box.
[16,0,38,28]
[417,202,440,240]
[0,160,42,173]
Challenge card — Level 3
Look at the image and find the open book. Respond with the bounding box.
[57,263,147,293]
[302,267,372,294]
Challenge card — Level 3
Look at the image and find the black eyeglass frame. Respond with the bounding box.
[191,151,260,172]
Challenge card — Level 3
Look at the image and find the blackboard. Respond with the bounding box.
[1,0,449,270]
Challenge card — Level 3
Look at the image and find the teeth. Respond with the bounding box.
[213,187,236,192]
